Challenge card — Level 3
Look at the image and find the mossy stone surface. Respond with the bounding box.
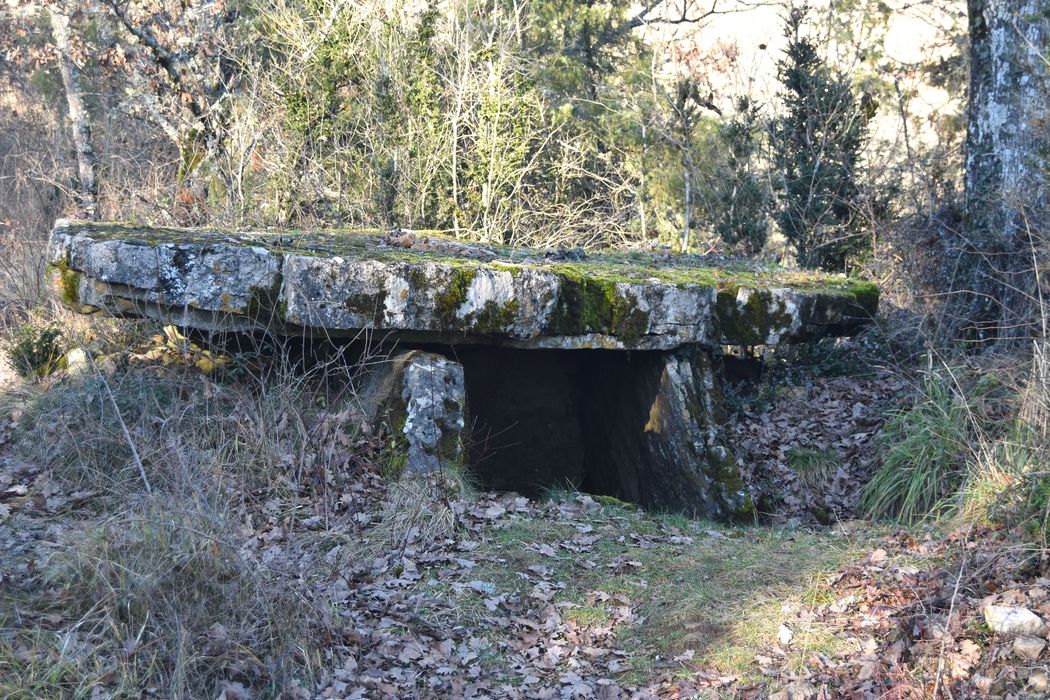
[52,220,875,294]
[435,267,478,324]
[50,220,878,349]
[48,259,83,308]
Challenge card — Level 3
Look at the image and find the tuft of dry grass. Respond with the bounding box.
[0,331,392,697]
[355,469,474,560]
[47,501,325,697]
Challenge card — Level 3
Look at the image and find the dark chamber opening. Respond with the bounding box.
[195,330,736,511]
[454,346,670,504]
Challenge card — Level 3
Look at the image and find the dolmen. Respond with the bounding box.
[49,220,878,519]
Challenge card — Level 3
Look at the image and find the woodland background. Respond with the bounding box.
[1,1,1050,697]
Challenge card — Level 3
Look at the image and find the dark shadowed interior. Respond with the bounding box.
[454,346,683,506]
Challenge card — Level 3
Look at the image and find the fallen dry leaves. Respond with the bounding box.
[729,372,909,524]
[2,364,1049,698]
[751,526,1050,699]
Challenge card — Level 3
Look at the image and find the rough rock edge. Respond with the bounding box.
[354,351,468,475]
[49,220,878,350]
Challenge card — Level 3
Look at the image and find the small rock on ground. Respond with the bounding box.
[1013,635,1046,660]
[1029,670,1049,692]
[985,605,1044,636]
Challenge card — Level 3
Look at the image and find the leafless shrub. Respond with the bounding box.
[0,333,401,695]
[0,107,66,320]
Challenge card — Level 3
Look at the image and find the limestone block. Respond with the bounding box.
[49,221,878,350]
[356,351,467,474]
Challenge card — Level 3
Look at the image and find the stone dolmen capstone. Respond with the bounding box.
[49,220,878,519]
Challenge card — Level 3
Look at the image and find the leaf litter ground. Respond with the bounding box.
[1,361,1048,698]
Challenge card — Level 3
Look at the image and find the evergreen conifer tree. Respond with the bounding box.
[771,8,867,271]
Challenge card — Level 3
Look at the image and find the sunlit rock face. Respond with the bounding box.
[353,350,467,475]
[49,220,878,519]
[49,220,876,350]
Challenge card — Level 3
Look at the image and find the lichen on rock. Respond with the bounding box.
[49,220,878,350]
[355,350,467,475]
[400,353,467,473]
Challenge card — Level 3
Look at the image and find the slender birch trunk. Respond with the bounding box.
[49,6,98,217]
[682,164,692,253]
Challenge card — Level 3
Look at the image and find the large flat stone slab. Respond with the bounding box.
[49,221,877,350]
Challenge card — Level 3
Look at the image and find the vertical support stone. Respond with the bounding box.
[359,350,467,474]
[582,347,751,519]
[645,348,750,519]
[399,353,467,473]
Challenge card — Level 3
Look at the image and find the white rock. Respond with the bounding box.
[62,348,89,376]
[1029,669,1049,692]
[984,605,1044,636]
[467,580,497,595]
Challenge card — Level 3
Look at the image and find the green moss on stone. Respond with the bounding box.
[610,294,650,346]
[714,285,795,346]
[435,431,465,470]
[344,287,388,324]
[469,298,520,334]
[435,267,478,324]
[406,266,429,291]
[61,222,882,303]
[488,262,523,276]
[546,265,642,335]
[547,272,614,334]
[47,260,82,307]
[704,445,754,521]
[729,493,756,521]
[847,280,879,315]
[544,267,653,341]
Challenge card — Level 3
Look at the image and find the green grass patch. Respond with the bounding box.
[787,446,839,489]
[402,499,881,689]
[860,370,982,523]
[565,606,613,626]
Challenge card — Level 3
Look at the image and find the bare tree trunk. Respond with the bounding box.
[682,164,692,253]
[49,6,98,217]
[966,0,1049,243]
[639,119,648,241]
[962,0,1049,342]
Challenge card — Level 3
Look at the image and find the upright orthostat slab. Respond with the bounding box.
[48,220,878,520]
[48,220,877,350]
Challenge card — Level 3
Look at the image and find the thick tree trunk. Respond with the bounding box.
[49,7,98,217]
[966,0,1049,240]
[964,0,1049,341]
